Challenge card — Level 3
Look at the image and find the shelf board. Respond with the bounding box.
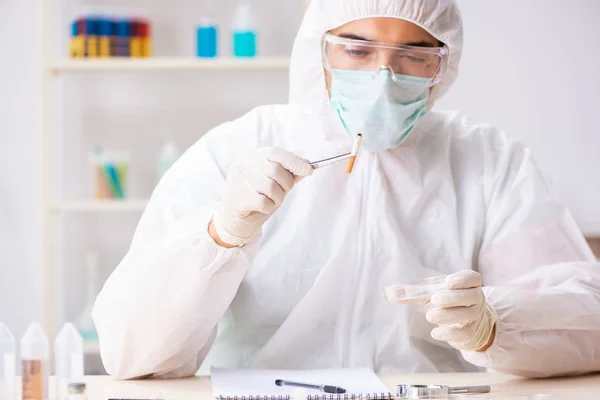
[47,57,290,73]
[51,199,148,213]
[83,341,100,354]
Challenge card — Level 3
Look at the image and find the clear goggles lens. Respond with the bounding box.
[322,33,449,83]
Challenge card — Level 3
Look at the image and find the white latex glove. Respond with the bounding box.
[212,147,313,247]
[426,270,498,352]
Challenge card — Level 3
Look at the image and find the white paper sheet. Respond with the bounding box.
[211,367,390,397]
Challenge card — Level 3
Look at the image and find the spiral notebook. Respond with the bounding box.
[211,367,396,400]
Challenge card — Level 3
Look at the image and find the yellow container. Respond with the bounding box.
[99,37,111,58]
[130,36,142,57]
[87,35,99,58]
[70,36,86,58]
[141,38,152,57]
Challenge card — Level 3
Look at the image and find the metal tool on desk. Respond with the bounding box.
[398,384,491,398]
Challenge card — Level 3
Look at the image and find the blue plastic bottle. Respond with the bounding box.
[232,3,257,58]
[197,18,218,58]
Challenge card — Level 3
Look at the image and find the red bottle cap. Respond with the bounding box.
[76,18,86,35]
[140,20,151,38]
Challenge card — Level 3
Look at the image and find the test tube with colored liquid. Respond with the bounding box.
[115,151,130,198]
[69,20,82,58]
[76,18,87,57]
[85,17,99,58]
[115,20,131,57]
[140,19,152,57]
[130,19,143,57]
[98,18,114,58]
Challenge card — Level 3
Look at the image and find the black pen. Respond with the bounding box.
[275,379,347,394]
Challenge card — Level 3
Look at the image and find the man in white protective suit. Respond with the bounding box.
[93,0,600,380]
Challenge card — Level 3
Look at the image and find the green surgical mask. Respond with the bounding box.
[329,69,432,152]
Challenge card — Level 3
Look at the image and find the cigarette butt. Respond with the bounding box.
[346,156,357,173]
[346,133,362,174]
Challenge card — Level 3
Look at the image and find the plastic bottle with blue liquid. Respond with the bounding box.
[197,18,218,58]
[232,2,257,58]
[197,3,218,58]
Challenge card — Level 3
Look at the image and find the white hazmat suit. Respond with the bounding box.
[93,0,600,380]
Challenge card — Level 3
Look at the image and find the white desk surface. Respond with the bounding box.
[74,372,600,400]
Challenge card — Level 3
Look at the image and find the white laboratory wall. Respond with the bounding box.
[1,0,600,351]
[435,0,600,235]
[0,1,43,339]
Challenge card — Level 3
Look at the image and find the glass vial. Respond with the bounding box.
[67,383,87,400]
[20,323,49,400]
[55,323,84,400]
[0,323,16,400]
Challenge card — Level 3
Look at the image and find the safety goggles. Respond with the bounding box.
[322,32,449,85]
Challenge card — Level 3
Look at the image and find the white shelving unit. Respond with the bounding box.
[48,57,290,73]
[41,1,306,357]
[51,199,149,213]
